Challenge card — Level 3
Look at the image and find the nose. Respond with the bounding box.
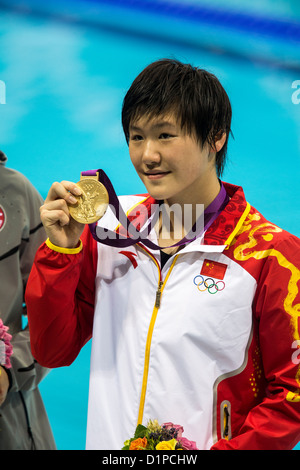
[142,139,161,166]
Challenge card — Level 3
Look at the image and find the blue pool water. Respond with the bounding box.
[0,0,299,450]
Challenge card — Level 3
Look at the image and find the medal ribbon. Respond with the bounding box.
[82,170,229,250]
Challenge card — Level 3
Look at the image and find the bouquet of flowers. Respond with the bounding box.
[122,420,198,450]
[0,319,13,369]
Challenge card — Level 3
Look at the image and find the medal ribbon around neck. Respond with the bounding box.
[81,169,229,250]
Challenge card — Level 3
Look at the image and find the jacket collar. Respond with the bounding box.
[179,183,251,254]
[204,182,250,247]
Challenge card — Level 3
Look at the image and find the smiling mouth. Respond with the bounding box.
[144,171,171,180]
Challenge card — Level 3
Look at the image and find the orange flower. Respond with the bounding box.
[129,437,148,450]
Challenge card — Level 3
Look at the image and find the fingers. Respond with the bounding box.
[40,199,71,227]
[41,181,82,230]
[40,180,85,248]
[45,181,82,205]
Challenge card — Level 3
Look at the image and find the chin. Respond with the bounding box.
[147,191,163,201]
[145,187,167,201]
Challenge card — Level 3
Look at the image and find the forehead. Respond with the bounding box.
[129,113,179,130]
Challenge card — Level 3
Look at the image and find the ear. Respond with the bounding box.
[211,132,226,153]
[215,132,227,152]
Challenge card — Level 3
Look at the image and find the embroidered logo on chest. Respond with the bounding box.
[119,251,138,269]
[193,259,228,294]
[0,205,6,231]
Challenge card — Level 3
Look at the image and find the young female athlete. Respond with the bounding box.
[26,59,300,450]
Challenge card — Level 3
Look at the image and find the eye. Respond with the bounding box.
[159,133,173,140]
[130,134,143,141]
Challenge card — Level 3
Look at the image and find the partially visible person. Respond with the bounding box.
[0,150,56,450]
[0,318,13,406]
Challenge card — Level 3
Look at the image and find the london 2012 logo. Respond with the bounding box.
[0,205,6,231]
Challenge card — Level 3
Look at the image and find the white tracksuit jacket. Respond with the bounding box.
[26,182,300,450]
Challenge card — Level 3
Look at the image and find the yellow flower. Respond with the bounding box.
[156,439,177,450]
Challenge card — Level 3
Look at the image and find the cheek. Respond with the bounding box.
[129,148,138,168]
[175,157,201,177]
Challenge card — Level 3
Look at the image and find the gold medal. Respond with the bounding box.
[68,173,109,224]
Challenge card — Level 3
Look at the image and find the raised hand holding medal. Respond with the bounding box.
[40,177,94,250]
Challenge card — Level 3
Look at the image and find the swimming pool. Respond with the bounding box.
[0,0,299,450]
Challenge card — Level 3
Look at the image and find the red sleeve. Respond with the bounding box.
[25,226,97,368]
[212,235,300,450]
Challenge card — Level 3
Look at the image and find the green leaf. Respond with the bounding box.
[134,424,148,439]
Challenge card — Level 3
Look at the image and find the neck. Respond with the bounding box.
[167,167,221,204]
[164,175,221,227]
[157,177,223,252]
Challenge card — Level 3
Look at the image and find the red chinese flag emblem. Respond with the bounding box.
[0,205,5,231]
[200,259,227,280]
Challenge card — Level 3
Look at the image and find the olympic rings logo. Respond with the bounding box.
[193,275,225,294]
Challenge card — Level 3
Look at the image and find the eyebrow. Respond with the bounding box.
[129,121,177,132]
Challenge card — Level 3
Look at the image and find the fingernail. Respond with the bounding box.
[73,186,81,195]
[69,195,77,203]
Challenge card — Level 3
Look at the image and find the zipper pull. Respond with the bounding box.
[155,281,163,308]
[223,403,230,440]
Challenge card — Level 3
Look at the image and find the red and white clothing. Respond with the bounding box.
[25,182,300,450]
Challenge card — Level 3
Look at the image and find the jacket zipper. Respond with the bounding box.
[155,281,163,308]
[137,244,178,425]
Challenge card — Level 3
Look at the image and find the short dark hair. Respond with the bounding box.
[121,58,232,177]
